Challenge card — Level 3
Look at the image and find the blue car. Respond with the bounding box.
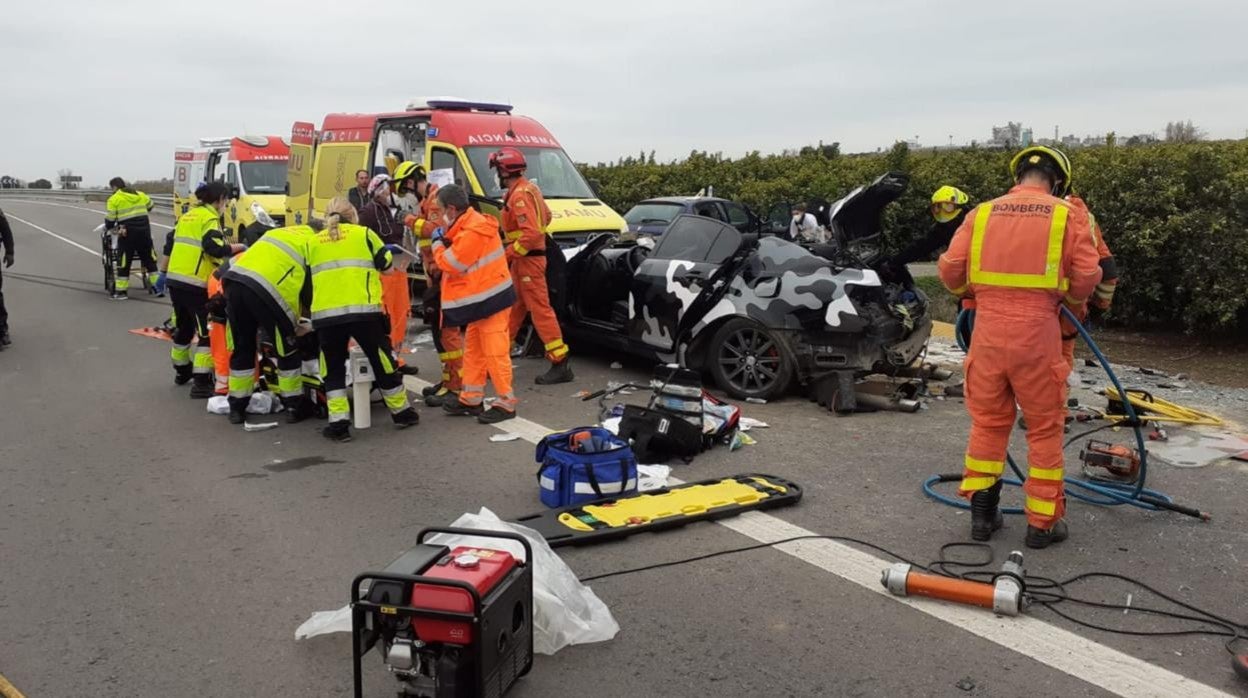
[622,196,760,237]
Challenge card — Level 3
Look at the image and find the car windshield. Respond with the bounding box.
[240,161,288,194]
[624,202,685,226]
[465,146,595,200]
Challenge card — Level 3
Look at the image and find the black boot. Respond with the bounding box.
[443,400,483,417]
[322,421,352,442]
[477,405,517,424]
[0,329,11,348]
[284,398,318,424]
[421,381,443,397]
[174,366,193,386]
[396,364,420,377]
[1025,520,1069,549]
[424,387,457,408]
[970,481,1004,541]
[535,359,574,385]
[228,409,246,425]
[391,408,420,429]
[189,375,215,399]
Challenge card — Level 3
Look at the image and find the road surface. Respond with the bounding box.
[1,199,1245,697]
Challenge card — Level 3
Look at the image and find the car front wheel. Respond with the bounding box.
[707,319,794,401]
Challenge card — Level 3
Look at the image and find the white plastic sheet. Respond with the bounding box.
[294,508,619,655]
[206,396,230,415]
[637,464,671,491]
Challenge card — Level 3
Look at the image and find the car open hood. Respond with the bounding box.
[826,171,909,243]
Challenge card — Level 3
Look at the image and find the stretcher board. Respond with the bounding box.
[129,327,173,341]
[513,473,802,548]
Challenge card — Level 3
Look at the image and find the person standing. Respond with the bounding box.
[307,197,419,442]
[431,185,518,424]
[105,177,159,300]
[938,146,1101,549]
[347,169,371,211]
[0,207,13,348]
[358,174,417,376]
[491,147,573,385]
[885,186,972,269]
[164,182,246,398]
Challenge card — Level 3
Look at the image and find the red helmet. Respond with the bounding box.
[488,147,527,176]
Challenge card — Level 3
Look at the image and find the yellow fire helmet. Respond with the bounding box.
[393,161,425,184]
[930,185,970,223]
[1010,145,1073,197]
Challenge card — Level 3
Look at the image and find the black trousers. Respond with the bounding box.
[225,283,304,412]
[0,265,7,333]
[318,317,407,422]
[118,231,157,279]
[169,286,210,377]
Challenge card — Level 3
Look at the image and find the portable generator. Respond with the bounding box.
[1079,439,1142,483]
[351,528,533,698]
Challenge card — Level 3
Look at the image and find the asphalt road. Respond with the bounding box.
[1,199,1246,697]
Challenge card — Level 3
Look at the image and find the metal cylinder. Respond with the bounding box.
[881,563,996,609]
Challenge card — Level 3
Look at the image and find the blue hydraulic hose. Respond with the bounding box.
[925,307,1172,514]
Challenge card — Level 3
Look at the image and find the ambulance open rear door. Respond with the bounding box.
[285,121,316,226]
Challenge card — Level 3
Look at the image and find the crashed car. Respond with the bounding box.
[560,172,932,402]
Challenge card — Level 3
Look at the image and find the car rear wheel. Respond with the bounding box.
[708,319,794,401]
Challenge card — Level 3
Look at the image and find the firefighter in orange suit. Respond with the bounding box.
[430,184,519,424]
[938,146,1102,549]
[490,147,574,385]
[1059,195,1119,372]
[398,163,464,408]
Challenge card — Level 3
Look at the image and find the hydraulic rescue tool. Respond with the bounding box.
[1079,440,1142,483]
[881,551,1027,616]
[351,528,533,698]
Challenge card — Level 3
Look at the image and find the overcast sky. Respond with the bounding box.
[2,0,1246,186]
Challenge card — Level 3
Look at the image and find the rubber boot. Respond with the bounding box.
[228,409,246,425]
[174,366,193,385]
[424,387,458,408]
[443,400,483,417]
[189,375,216,399]
[421,381,443,397]
[322,421,352,443]
[970,481,1004,542]
[0,330,11,348]
[477,406,516,425]
[391,408,420,429]
[1025,520,1069,549]
[535,359,574,385]
[396,364,420,377]
[284,398,318,424]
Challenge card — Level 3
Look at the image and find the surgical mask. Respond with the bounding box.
[442,212,454,227]
[494,173,503,191]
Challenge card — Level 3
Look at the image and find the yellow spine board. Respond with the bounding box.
[557,477,788,531]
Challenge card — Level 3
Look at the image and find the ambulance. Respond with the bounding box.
[172,135,290,239]
[285,99,626,243]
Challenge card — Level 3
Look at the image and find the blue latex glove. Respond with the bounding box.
[430,227,445,243]
[384,244,406,258]
[151,272,167,295]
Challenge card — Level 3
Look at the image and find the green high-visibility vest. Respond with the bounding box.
[167,205,224,289]
[225,226,312,329]
[307,222,391,326]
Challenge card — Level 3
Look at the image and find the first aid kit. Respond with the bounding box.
[536,427,638,508]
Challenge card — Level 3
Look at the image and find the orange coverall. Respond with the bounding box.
[502,177,569,363]
[432,208,517,412]
[938,184,1102,530]
[408,184,464,392]
[207,271,230,395]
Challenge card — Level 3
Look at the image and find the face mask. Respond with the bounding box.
[494,173,504,191]
[442,212,453,227]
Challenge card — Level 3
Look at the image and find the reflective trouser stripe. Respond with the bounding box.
[376,349,395,374]
[380,385,409,413]
[544,338,569,360]
[327,389,350,423]
[1025,496,1057,516]
[172,344,192,366]
[438,349,464,361]
[192,346,213,374]
[494,392,517,412]
[965,456,1004,475]
[960,476,999,492]
[460,383,485,406]
[277,369,302,399]
[1028,466,1064,481]
[228,369,255,399]
[115,277,130,291]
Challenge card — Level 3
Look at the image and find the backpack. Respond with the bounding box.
[536,427,638,508]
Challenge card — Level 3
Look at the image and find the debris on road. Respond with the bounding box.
[637,464,672,491]
[243,421,279,432]
[490,433,521,443]
[745,397,767,404]
[739,417,770,431]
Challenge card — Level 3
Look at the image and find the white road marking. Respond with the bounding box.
[402,372,1234,698]
[2,198,174,229]
[7,213,100,259]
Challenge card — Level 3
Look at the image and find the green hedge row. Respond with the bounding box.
[579,140,1248,333]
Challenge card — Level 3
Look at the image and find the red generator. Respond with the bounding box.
[352,528,533,698]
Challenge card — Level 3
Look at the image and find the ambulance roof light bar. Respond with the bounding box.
[198,137,234,149]
[406,97,513,114]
